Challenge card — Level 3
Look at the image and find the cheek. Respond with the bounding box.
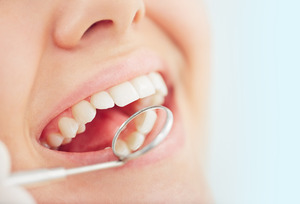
[145,0,210,147]
[0,3,55,171]
[0,10,49,116]
[145,0,210,106]
[145,0,210,64]
[0,23,40,159]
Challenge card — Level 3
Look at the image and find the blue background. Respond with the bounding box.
[204,0,300,203]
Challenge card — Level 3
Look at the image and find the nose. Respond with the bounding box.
[53,0,145,49]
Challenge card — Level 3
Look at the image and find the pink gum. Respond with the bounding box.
[41,108,74,139]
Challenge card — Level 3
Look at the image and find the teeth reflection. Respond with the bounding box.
[135,110,157,134]
[115,139,130,157]
[125,131,145,151]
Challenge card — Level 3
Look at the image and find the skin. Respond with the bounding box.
[0,0,211,203]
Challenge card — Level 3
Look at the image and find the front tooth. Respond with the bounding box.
[135,110,157,134]
[115,139,131,157]
[126,131,145,151]
[130,75,155,98]
[148,72,168,96]
[72,100,96,124]
[108,82,139,107]
[46,133,64,148]
[58,117,79,138]
[90,91,115,109]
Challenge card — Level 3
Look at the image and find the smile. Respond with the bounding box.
[40,71,168,153]
[34,49,184,166]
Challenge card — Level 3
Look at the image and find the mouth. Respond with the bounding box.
[39,71,168,153]
[35,50,184,167]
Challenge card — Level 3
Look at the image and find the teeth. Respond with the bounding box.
[72,100,96,124]
[90,91,115,109]
[43,72,168,149]
[125,131,145,151]
[114,139,130,157]
[62,138,72,145]
[77,124,86,134]
[151,93,165,105]
[108,82,139,107]
[46,133,64,148]
[130,75,155,98]
[148,72,168,96]
[137,93,165,110]
[58,117,79,138]
[135,110,157,134]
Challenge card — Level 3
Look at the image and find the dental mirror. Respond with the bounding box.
[3,105,173,187]
[112,105,173,161]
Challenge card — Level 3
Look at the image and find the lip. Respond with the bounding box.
[33,48,185,168]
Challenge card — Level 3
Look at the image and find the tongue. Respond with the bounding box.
[59,108,129,152]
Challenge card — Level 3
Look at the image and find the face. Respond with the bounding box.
[0,0,211,203]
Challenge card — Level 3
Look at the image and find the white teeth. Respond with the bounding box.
[148,72,168,96]
[125,131,145,151]
[44,72,168,149]
[135,110,157,134]
[72,100,96,124]
[62,138,72,145]
[138,93,165,109]
[108,82,139,107]
[58,117,79,138]
[130,75,155,98]
[151,93,165,105]
[46,133,64,148]
[90,91,115,109]
[77,124,86,134]
[114,139,130,157]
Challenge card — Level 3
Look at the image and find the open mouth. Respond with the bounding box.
[39,72,169,155]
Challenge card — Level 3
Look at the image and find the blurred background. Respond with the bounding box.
[204,0,300,203]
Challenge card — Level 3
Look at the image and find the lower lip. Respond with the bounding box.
[37,93,185,169]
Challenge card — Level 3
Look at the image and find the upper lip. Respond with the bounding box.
[34,48,168,143]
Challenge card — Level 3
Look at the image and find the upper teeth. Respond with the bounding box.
[44,72,168,149]
[72,100,97,124]
[148,72,168,96]
[58,117,79,139]
[130,75,156,98]
[108,81,140,107]
[90,91,115,109]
